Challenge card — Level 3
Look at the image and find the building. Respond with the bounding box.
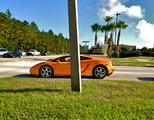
[120,44,136,51]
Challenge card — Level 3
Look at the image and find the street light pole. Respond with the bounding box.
[68,0,82,92]
[114,13,121,57]
[83,41,90,54]
[115,13,121,45]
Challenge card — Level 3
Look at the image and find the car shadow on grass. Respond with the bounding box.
[0,88,63,93]
[13,74,95,79]
[13,74,38,78]
[138,77,154,81]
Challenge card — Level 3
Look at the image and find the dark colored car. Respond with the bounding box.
[3,51,22,58]
[41,51,51,56]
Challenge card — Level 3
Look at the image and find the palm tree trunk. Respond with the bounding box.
[116,29,121,58]
[104,32,108,44]
[107,32,113,58]
[95,32,97,46]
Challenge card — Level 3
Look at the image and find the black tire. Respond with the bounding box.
[39,65,53,78]
[93,65,107,79]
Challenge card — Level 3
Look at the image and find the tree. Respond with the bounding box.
[5,9,12,19]
[48,29,54,35]
[23,20,29,26]
[107,22,116,58]
[103,16,113,44]
[121,46,130,52]
[91,23,101,46]
[0,10,70,54]
[30,21,39,32]
[101,25,110,44]
[142,47,148,51]
[115,21,128,58]
[104,16,113,24]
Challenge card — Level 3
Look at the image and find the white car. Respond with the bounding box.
[19,50,26,56]
[0,48,8,56]
[27,49,40,56]
[22,51,26,56]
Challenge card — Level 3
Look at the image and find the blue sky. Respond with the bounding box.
[0,0,154,48]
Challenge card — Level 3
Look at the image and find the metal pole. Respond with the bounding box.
[114,13,120,57]
[115,13,121,45]
[83,41,90,54]
[68,0,82,92]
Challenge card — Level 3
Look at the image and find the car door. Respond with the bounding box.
[53,56,71,76]
[80,56,92,73]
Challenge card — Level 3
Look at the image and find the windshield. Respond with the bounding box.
[0,49,7,52]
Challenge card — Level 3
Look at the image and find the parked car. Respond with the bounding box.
[27,49,40,56]
[0,48,8,56]
[41,51,51,56]
[19,50,26,56]
[30,55,114,79]
[3,50,22,58]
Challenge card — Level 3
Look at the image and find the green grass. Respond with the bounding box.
[112,57,154,67]
[0,77,154,120]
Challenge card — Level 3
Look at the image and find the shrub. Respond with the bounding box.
[150,52,154,57]
[141,51,151,56]
[120,51,141,58]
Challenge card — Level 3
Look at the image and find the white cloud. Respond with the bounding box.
[136,20,154,48]
[98,0,144,19]
[98,37,104,45]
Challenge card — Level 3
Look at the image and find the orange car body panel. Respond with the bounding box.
[30,55,114,77]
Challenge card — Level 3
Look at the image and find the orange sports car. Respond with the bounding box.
[30,55,114,79]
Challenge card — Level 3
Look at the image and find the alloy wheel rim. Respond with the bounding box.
[41,66,52,78]
[94,66,106,78]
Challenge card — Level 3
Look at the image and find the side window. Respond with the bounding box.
[51,58,60,62]
[60,56,71,62]
[52,56,71,62]
[65,57,71,62]
[80,56,92,61]
[0,49,7,52]
[59,57,66,62]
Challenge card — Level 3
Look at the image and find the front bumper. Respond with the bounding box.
[107,69,114,76]
[106,61,114,75]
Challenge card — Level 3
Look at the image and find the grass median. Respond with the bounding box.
[112,57,154,67]
[0,77,154,119]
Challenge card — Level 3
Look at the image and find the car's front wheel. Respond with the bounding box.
[39,65,53,78]
[93,65,107,79]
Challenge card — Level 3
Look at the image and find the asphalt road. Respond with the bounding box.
[0,56,154,81]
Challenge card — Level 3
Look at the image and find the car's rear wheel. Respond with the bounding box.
[93,65,107,79]
[39,65,53,78]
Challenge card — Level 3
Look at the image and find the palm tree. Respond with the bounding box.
[101,25,110,44]
[116,21,128,58]
[91,23,101,46]
[104,16,113,24]
[107,22,116,58]
[103,16,113,44]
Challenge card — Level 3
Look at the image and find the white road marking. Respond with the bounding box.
[0,61,44,67]
[0,68,16,72]
[114,71,154,75]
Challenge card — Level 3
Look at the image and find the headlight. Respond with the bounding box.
[108,61,114,69]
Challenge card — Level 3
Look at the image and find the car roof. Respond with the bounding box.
[0,48,7,50]
[53,54,108,60]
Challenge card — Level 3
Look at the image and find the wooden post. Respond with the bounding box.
[68,0,82,92]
